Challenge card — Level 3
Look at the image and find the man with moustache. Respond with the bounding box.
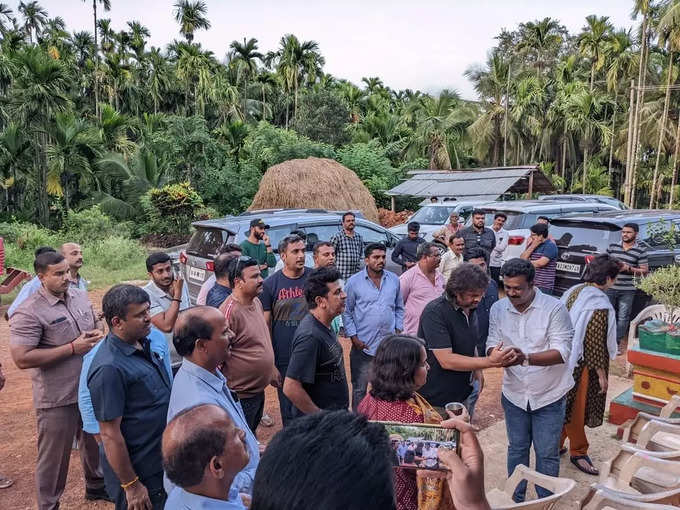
[144,252,191,371]
[260,234,311,425]
[312,241,343,336]
[240,219,276,279]
[330,212,364,280]
[343,243,404,410]
[284,266,350,415]
[10,251,106,509]
[220,257,279,433]
[61,242,88,290]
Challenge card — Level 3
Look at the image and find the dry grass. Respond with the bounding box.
[248,157,380,223]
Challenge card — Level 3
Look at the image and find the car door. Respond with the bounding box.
[640,219,680,271]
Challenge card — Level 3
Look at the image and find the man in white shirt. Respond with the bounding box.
[489,213,508,285]
[487,258,574,503]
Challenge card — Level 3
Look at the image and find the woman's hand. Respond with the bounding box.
[596,368,608,395]
[438,417,491,510]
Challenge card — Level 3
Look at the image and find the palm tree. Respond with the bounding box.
[516,17,564,78]
[97,18,115,54]
[253,71,278,120]
[173,0,210,43]
[176,43,216,115]
[147,47,171,114]
[0,123,29,211]
[362,76,384,94]
[0,3,14,33]
[229,37,263,120]
[84,0,111,117]
[96,104,136,156]
[127,20,150,60]
[578,15,614,90]
[18,1,47,44]
[6,47,71,225]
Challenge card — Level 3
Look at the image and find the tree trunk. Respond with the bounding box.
[631,17,650,207]
[590,64,596,91]
[294,73,299,121]
[503,62,511,167]
[93,1,100,119]
[561,136,567,190]
[624,80,636,204]
[608,90,618,187]
[651,53,673,209]
[583,144,589,193]
[669,118,680,209]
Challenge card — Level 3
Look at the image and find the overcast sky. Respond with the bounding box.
[10,1,637,99]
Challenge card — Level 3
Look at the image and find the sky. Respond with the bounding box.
[9,0,638,100]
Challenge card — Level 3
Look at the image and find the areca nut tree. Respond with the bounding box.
[578,15,614,91]
[18,0,47,43]
[229,37,263,120]
[173,0,210,43]
[81,0,111,117]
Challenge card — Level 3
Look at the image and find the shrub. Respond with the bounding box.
[637,265,680,311]
[86,236,147,271]
[293,90,351,146]
[62,206,130,243]
[142,182,204,234]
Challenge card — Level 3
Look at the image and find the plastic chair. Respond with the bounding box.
[599,448,680,497]
[485,464,576,509]
[626,304,680,375]
[621,413,680,451]
[581,485,678,509]
[659,395,680,419]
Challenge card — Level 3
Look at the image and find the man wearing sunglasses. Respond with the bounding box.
[220,256,279,433]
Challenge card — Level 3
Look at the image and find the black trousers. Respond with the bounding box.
[240,391,265,434]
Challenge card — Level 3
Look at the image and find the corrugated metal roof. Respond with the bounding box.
[386,166,553,198]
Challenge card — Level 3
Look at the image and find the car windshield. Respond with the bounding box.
[549,223,620,252]
[186,228,231,258]
[409,206,459,225]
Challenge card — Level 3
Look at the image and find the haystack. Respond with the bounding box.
[248,157,380,223]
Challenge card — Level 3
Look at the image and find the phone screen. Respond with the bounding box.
[371,421,460,471]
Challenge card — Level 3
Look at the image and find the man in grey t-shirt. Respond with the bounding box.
[143,252,191,370]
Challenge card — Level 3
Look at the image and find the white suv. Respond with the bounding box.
[389,201,487,240]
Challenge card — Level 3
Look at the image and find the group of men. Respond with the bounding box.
[4,208,650,508]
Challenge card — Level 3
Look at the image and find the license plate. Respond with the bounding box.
[189,266,205,281]
[556,261,581,273]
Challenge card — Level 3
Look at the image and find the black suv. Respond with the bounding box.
[550,210,680,312]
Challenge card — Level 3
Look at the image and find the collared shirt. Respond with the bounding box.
[399,265,445,336]
[330,229,364,280]
[206,282,232,308]
[78,327,172,434]
[490,227,509,267]
[438,250,463,282]
[343,268,404,355]
[460,226,497,258]
[487,289,574,411]
[476,279,499,356]
[165,486,245,510]
[607,241,649,291]
[9,275,88,317]
[88,333,172,480]
[531,239,558,291]
[143,279,192,367]
[10,286,97,409]
[167,359,259,494]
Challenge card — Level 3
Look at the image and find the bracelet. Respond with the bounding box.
[70,342,75,355]
[120,476,139,489]
[171,298,181,302]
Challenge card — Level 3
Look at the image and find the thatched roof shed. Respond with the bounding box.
[249,157,380,223]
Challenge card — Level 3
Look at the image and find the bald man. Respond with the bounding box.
[167,307,260,496]
[163,404,249,509]
[61,242,88,290]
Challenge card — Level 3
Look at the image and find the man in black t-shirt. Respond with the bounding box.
[284,267,350,415]
[418,263,516,418]
[261,235,310,425]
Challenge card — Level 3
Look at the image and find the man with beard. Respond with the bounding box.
[312,242,343,336]
[220,257,279,433]
[343,243,404,410]
[61,242,88,290]
[460,210,496,259]
[144,252,191,372]
[260,235,311,425]
[330,212,364,280]
[240,219,276,279]
[284,267,350,415]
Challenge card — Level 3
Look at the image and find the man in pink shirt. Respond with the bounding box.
[399,242,445,335]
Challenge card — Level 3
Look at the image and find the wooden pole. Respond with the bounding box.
[624,80,636,206]
[527,170,534,199]
[651,54,673,209]
[391,196,396,212]
[669,117,680,209]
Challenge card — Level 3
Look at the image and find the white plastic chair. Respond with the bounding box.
[659,395,680,419]
[620,413,680,451]
[581,485,679,509]
[485,464,576,509]
[599,447,680,498]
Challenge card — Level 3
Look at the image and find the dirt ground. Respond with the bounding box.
[0,287,629,510]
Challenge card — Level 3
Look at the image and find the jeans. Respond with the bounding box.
[606,289,636,341]
[502,394,566,503]
[240,392,265,434]
[350,346,373,411]
[276,365,297,426]
[465,377,481,420]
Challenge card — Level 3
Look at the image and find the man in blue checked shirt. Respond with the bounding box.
[343,243,404,411]
[78,326,172,502]
[166,306,259,498]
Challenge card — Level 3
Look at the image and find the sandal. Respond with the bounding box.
[570,455,599,475]
[0,476,14,489]
[559,447,567,456]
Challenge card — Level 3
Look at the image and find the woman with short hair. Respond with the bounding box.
[559,254,621,475]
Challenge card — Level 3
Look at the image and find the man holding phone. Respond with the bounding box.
[10,251,107,509]
[240,219,277,279]
[143,252,191,372]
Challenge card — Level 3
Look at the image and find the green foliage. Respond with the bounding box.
[195,159,261,215]
[337,142,400,208]
[637,265,680,310]
[646,219,679,251]
[293,89,350,146]
[62,205,131,243]
[142,181,204,234]
[86,236,147,271]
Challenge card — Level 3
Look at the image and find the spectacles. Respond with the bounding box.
[229,255,255,281]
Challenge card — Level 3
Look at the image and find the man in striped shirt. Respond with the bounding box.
[606,223,649,352]
[520,223,557,295]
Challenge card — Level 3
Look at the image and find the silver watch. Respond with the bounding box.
[522,355,530,367]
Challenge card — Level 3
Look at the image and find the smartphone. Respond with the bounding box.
[371,421,460,471]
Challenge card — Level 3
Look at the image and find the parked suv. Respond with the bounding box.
[469,200,619,263]
[179,209,401,302]
[389,200,486,240]
[538,194,628,210]
[550,210,680,311]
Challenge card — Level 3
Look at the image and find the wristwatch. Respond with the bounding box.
[522,355,530,367]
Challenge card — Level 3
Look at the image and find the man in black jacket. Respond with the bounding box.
[391,222,425,273]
